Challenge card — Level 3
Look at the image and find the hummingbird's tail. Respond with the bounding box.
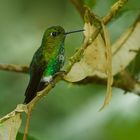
[24,69,43,104]
[24,81,48,104]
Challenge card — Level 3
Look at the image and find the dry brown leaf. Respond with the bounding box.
[65,17,140,81]
[0,114,21,140]
[99,23,113,110]
[112,21,140,75]
[65,22,108,82]
[0,104,27,140]
[65,22,113,109]
[65,17,140,109]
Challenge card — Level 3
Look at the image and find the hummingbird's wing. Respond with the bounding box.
[24,63,45,104]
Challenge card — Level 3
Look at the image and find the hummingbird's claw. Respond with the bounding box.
[53,70,66,78]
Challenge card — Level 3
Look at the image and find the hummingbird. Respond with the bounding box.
[24,26,84,104]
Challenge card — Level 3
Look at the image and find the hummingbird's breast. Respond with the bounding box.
[43,43,65,77]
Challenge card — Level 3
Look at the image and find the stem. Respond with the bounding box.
[23,107,33,140]
[0,64,28,73]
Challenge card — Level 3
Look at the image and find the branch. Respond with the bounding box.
[103,0,128,24]
[76,71,140,96]
[114,71,140,96]
[0,64,28,74]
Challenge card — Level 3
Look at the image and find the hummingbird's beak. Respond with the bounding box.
[64,29,85,35]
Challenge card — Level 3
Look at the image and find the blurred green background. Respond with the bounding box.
[0,0,140,140]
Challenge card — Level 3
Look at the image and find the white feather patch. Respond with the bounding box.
[42,75,53,83]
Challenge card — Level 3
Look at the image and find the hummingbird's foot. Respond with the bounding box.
[39,71,66,90]
[49,80,55,88]
[50,71,66,88]
[53,70,66,79]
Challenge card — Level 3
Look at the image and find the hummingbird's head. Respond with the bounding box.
[42,25,84,47]
[42,26,66,45]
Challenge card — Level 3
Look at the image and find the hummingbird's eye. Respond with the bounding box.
[50,32,58,37]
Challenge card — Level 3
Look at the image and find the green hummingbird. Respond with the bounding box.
[24,26,84,104]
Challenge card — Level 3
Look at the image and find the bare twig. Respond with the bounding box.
[76,73,140,96]
[113,71,140,95]
[0,64,28,74]
[103,0,128,24]
[23,107,32,140]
